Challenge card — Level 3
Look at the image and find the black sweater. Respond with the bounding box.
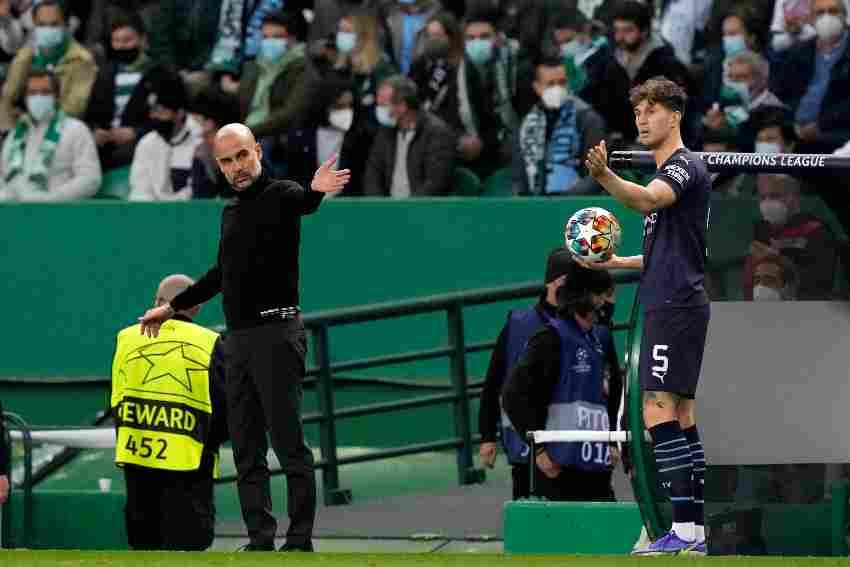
[171,171,324,329]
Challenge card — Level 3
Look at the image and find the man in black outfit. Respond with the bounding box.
[139,123,350,552]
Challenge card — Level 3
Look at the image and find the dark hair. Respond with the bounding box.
[262,9,307,40]
[426,11,465,59]
[611,0,652,32]
[300,73,355,127]
[32,0,65,22]
[25,68,60,94]
[629,76,687,113]
[464,6,500,30]
[556,262,614,318]
[109,9,146,36]
[382,74,420,110]
[535,51,566,73]
[702,125,737,148]
[552,9,588,32]
[751,106,797,144]
[189,87,241,126]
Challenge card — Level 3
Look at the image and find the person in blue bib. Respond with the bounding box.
[502,261,621,501]
[478,247,574,499]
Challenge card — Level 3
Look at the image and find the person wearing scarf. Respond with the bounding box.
[0,68,101,201]
[0,0,96,131]
[513,54,604,196]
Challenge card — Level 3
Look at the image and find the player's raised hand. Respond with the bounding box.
[311,153,351,193]
[575,254,624,271]
[585,140,610,179]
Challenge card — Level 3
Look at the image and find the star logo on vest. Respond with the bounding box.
[124,341,210,393]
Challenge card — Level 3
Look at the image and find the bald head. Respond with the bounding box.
[156,274,194,304]
[215,122,256,146]
[213,122,264,190]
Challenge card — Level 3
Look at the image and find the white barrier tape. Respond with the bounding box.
[9,428,116,449]
[530,430,650,443]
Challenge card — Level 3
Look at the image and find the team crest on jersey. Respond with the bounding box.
[573,348,592,373]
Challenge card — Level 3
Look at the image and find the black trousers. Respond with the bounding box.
[511,463,530,500]
[224,319,316,547]
[123,456,215,551]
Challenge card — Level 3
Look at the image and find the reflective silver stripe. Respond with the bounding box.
[545,401,609,432]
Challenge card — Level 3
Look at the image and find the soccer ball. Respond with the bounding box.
[564,207,622,263]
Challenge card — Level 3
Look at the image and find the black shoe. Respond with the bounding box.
[278,540,314,552]
[238,542,275,551]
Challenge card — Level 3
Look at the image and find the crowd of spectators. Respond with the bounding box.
[0,0,846,297]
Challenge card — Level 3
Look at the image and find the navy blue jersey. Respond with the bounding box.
[639,148,711,310]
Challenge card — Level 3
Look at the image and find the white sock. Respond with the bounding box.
[694,524,705,542]
[672,522,695,542]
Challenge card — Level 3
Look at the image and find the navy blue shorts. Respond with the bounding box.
[639,304,710,399]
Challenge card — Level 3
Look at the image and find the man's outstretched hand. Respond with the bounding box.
[311,154,352,193]
[138,304,174,338]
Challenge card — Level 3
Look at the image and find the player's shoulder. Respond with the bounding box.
[674,148,708,177]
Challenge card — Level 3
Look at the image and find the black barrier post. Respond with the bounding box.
[609,151,850,174]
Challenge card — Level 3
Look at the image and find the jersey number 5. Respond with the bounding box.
[652,344,669,383]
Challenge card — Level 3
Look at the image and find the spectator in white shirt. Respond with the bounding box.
[0,69,101,201]
[128,67,203,201]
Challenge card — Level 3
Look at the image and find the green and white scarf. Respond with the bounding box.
[519,101,580,195]
[3,112,65,191]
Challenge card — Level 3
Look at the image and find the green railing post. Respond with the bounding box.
[831,480,849,556]
[446,304,485,486]
[311,325,351,505]
[2,412,32,548]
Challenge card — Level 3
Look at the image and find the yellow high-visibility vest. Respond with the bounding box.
[111,318,218,472]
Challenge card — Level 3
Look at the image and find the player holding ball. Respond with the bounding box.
[582,77,712,556]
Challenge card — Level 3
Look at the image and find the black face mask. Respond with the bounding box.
[149,118,175,141]
[112,47,141,65]
[596,301,615,327]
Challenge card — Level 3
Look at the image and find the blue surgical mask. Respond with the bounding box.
[336,31,357,54]
[398,0,416,4]
[560,39,590,60]
[722,34,747,57]
[26,94,55,122]
[465,38,493,65]
[375,105,397,127]
[259,37,288,61]
[34,26,65,50]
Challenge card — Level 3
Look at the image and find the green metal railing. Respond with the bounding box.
[2,412,32,549]
[216,274,641,505]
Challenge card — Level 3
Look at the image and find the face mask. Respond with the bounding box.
[560,39,589,60]
[753,284,783,301]
[465,38,493,65]
[259,37,288,61]
[375,105,397,127]
[723,79,751,105]
[814,14,844,41]
[335,31,357,54]
[541,85,569,110]
[329,108,354,131]
[112,46,140,65]
[771,32,794,51]
[34,26,65,50]
[595,301,615,327]
[398,0,416,4]
[26,94,55,122]
[149,118,175,141]
[760,198,790,225]
[722,34,747,57]
[755,141,782,154]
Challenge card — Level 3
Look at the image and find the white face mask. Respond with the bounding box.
[755,141,782,154]
[814,13,844,41]
[753,284,783,301]
[771,32,794,51]
[328,108,354,132]
[760,198,790,225]
[541,85,569,110]
[375,105,397,127]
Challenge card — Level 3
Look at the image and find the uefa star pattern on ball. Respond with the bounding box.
[564,207,622,263]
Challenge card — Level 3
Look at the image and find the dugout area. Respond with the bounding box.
[1,196,848,554]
